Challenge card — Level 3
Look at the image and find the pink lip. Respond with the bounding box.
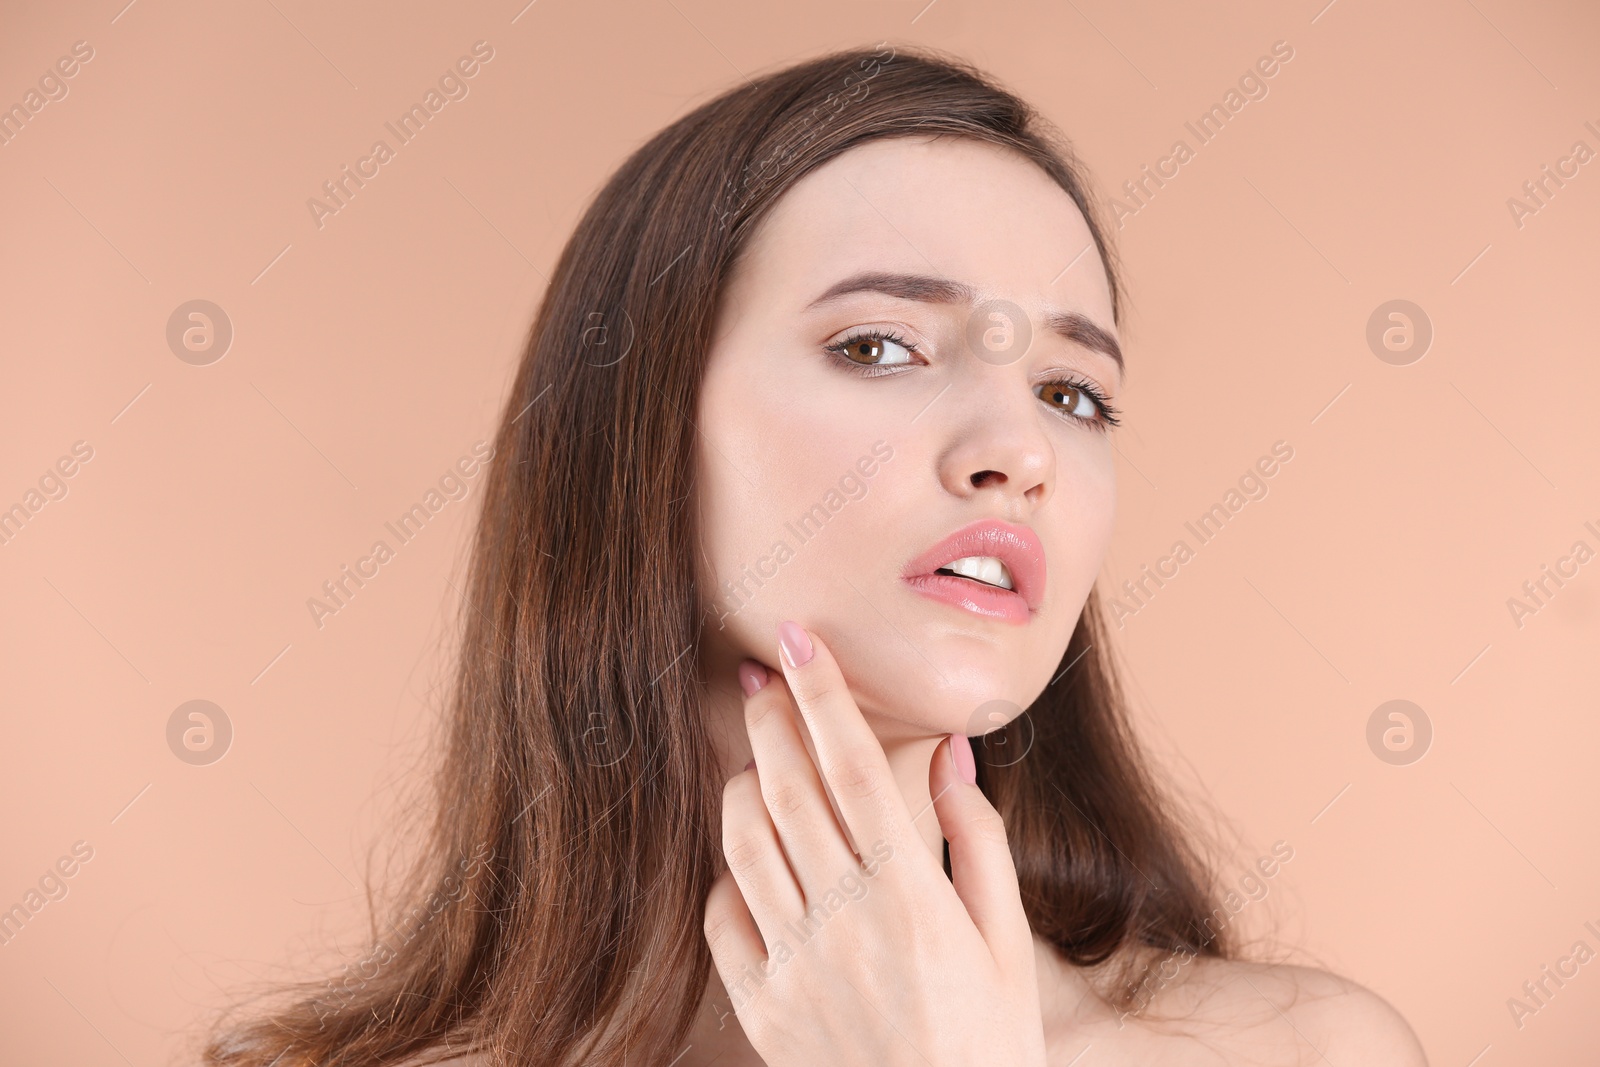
[900,519,1046,625]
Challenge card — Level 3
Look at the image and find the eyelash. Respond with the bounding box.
[822,328,1122,431]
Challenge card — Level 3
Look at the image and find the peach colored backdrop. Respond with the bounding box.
[2,0,1596,1063]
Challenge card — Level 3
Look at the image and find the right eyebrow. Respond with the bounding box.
[805,269,1124,375]
[805,270,977,309]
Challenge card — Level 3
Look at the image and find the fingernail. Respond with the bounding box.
[737,660,768,696]
[744,759,756,772]
[950,733,976,785]
[777,621,813,669]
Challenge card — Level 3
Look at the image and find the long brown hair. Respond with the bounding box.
[203,42,1232,1067]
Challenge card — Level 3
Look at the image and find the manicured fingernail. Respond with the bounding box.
[744,759,756,772]
[950,733,976,785]
[737,660,768,696]
[777,621,813,669]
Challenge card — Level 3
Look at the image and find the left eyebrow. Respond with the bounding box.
[804,269,1123,374]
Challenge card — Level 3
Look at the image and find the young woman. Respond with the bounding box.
[205,44,1428,1067]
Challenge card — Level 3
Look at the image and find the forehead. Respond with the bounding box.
[725,135,1116,330]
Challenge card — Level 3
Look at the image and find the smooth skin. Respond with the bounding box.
[413,134,1429,1067]
[682,136,1429,1065]
[704,622,1047,1066]
[694,621,1431,1067]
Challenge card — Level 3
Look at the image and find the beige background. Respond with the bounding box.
[2,0,1597,1063]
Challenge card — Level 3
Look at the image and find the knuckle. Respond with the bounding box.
[792,677,839,711]
[826,753,888,800]
[723,835,766,877]
[763,781,808,820]
[702,904,735,945]
[743,690,783,730]
[968,805,1010,846]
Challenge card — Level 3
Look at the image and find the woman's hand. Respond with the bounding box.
[702,621,1049,1067]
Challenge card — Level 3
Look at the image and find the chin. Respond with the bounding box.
[774,596,1063,742]
[844,635,1055,742]
[704,561,1076,741]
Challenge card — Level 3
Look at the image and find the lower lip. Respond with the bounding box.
[902,573,1031,624]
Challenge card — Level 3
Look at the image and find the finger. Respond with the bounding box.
[929,733,1034,969]
[772,622,917,858]
[740,659,860,888]
[721,766,806,941]
[703,866,767,986]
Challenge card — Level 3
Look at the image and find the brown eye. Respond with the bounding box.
[1036,382,1099,420]
[842,338,884,364]
[830,331,916,367]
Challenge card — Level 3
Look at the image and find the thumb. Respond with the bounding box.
[929,733,1033,967]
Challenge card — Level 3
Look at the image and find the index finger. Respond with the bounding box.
[773,620,919,858]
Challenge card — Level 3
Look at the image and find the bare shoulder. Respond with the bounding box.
[1176,957,1429,1065]
[1039,938,1428,1066]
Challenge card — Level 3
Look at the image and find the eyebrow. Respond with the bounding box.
[805,270,1123,373]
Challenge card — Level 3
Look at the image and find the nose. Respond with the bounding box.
[934,379,1055,513]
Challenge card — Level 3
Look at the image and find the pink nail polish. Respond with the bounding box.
[737,660,768,696]
[777,621,813,668]
[744,759,756,772]
[951,733,976,785]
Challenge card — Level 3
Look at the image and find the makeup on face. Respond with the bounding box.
[900,519,1046,624]
[696,136,1115,732]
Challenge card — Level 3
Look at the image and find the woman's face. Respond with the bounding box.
[695,134,1120,739]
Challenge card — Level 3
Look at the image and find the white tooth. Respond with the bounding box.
[947,556,984,581]
[981,557,1014,591]
[941,556,1014,591]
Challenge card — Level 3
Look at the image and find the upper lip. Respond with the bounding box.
[901,519,1047,612]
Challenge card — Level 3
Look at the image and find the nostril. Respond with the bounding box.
[970,470,1002,487]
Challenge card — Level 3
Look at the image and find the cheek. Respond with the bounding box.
[1037,446,1116,639]
[1058,448,1118,588]
[983,445,1117,706]
[694,356,878,654]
